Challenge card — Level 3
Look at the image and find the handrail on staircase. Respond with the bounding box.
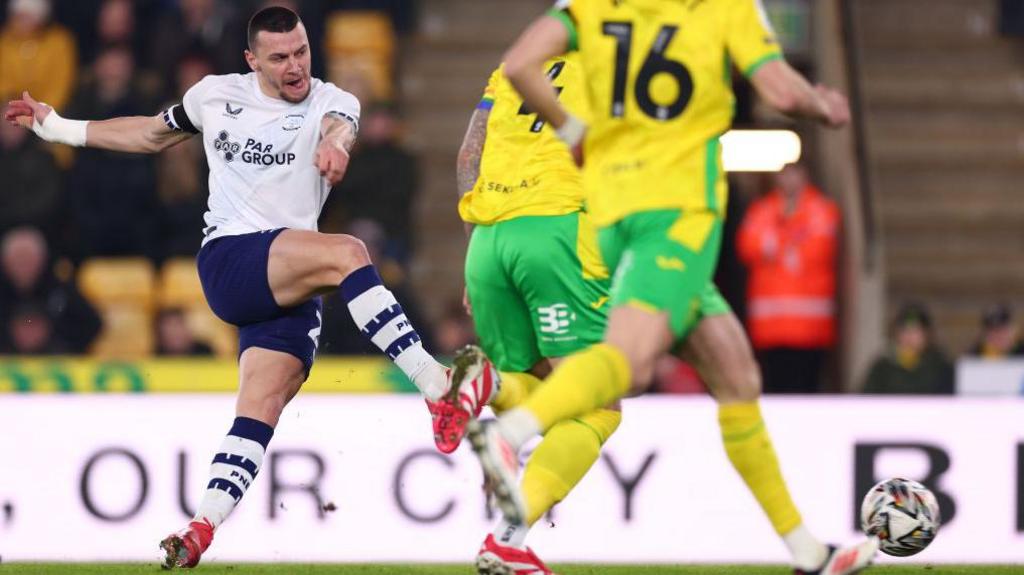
[838,0,878,272]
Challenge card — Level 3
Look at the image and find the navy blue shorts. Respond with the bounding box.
[197,229,322,377]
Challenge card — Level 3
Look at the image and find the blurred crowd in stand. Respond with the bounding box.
[2,0,1018,395]
[0,0,429,358]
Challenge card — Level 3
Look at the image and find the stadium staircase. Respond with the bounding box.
[400,0,550,318]
[847,0,1024,353]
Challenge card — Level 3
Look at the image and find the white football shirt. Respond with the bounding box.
[163,72,360,244]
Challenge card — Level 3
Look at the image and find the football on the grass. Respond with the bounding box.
[860,477,940,556]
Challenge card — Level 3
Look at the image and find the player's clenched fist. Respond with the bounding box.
[315,113,356,185]
[314,142,350,186]
[815,84,850,129]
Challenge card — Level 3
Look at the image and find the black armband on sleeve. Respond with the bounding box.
[326,111,359,134]
[163,104,199,134]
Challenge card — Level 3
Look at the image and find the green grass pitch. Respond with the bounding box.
[0,565,1019,574]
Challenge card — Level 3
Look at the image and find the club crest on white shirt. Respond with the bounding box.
[283,114,304,131]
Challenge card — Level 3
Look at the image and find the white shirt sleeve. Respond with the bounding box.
[317,86,361,134]
[181,75,218,133]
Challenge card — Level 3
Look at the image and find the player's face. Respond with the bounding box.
[247,23,312,103]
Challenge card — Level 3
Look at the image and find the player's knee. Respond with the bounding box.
[717,360,762,403]
[622,350,658,394]
[735,366,762,402]
[605,308,673,395]
[329,234,371,279]
[604,339,658,394]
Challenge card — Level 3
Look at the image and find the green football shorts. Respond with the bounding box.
[598,208,727,341]
[465,212,610,373]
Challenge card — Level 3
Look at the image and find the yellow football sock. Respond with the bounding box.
[490,372,542,414]
[719,401,802,535]
[522,408,622,526]
[521,343,631,432]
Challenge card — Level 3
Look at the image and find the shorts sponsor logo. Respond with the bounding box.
[538,303,576,336]
[655,255,686,272]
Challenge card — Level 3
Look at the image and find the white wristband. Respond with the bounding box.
[555,114,586,148]
[32,110,88,147]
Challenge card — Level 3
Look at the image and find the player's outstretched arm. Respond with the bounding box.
[4,91,192,153]
[504,13,584,154]
[749,60,850,128]
[315,113,356,186]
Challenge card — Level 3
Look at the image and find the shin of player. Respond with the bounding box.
[683,313,831,572]
[487,371,622,549]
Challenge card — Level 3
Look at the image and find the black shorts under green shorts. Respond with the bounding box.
[598,209,729,341]
[465,212,610,373]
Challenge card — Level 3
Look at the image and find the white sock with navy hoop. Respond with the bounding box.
[193,416,274,529]
[493,517,529,549]
[340,265,448,401]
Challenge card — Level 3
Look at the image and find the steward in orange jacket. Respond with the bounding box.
[737,164,839,392]
[738,176,839,348]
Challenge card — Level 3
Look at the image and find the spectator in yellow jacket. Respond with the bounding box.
[0,0,77,112]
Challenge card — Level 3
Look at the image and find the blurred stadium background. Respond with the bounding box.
[1,0,1022,569]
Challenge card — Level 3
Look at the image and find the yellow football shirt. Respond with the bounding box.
[458,55,590,226]
[553,0,783,226]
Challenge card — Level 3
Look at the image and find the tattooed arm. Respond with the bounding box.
[456,106,490,236]
[316,113,357,185]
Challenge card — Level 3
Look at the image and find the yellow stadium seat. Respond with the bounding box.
[158,258,237,359]
[157,257,205,308]
[78,258,155,309]
[326,11,395,56]
[326,11,396,100]
[90,307,154,358]
[186,307,238,359]
[78,258,157,359]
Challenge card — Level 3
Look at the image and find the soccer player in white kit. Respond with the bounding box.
[5,6,481,568]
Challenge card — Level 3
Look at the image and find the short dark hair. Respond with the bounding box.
[982,303,1013,329]
[247,6,301,49]
[893,302,933,331]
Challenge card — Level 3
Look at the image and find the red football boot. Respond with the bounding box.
[429,346,500,454]
[476,534,555,575]
[159,519,214,569]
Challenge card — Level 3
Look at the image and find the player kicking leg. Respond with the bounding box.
[156,227,451,568]
[454,352,620,575]
[432,57,620,574]
[6,6,450,568]
[681,293,879,574]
